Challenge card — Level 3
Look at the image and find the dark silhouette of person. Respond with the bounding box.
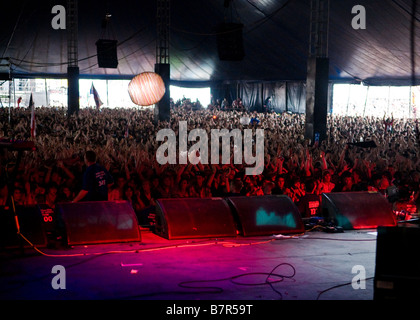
[72,150,114,202]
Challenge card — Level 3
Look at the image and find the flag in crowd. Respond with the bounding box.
[29,94,36,138]
[90,83,103,110]
[124,120,130,138]
[124,125,129,138]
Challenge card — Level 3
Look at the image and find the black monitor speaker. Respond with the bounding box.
[226,195,305,236]
[0,205,48,248]
[321,192,396,229]
[154,198,238,239]
[56,201,141,245]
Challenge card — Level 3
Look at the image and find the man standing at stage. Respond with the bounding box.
[72,150,114,202]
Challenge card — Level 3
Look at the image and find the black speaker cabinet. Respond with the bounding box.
[216,23,245,61]
[297,194,321,218]
[322,192,396,229]
[154,198,238,239]
[67,66,80,115]
[374,224,420,300]
[226,195,305,236]
[56,201,141,245]
[0,205,47,248]
[96,39,118,68]
[154,63,170,122]
[305,57,329,144]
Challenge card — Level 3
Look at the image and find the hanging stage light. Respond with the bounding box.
[128,72,166,106]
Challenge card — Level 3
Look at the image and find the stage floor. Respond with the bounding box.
[0,227,378,301]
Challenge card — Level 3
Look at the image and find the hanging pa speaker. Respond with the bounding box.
[154,198,238,239]
[321,192,396,229]
[216,23,245,61]
[96,39,118,68]
[56,201,141,245]
[0,58,11,80]
[226,195,305,236]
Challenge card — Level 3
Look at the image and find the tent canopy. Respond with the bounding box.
[1,0,419,86]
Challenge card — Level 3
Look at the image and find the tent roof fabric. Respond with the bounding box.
[1,0,419,85]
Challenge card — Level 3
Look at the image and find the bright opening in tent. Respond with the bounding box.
[80,79,138,108]
[169,85,211,108]
[1,79,418,118]
[80,82,212,108]
[332,84,420,118]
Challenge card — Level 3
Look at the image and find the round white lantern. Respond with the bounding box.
[128,72,166,106]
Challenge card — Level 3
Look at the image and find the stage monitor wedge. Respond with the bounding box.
[322,192,396,229]
[154,198,238,240]
[226,195,305,236]
[56,201,141,245]
[0,205,48,248]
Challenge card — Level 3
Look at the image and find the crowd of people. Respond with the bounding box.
[0,100,419,227]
